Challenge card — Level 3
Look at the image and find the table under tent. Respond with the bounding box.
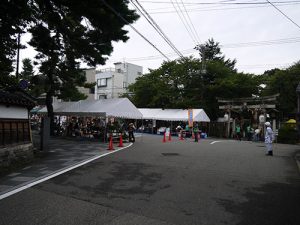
[37,98,143,142]
[137,108,210,137]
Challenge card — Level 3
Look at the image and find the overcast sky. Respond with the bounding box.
[19,0,300,75]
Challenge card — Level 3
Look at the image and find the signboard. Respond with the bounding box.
[188,109,193,127]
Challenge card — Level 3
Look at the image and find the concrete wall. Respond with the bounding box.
[95,72,124,99]
[114,62,143,87]
[0,143,34,169]
[0,105,28,119]
[78,68,96,100]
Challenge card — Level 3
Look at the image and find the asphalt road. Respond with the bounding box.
[1,135,300,225]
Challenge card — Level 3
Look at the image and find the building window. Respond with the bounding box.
[97,78,107,87]
[117,69,123,73]
[123,82,127,88]
[137,72,142,75]
[99,95,107,99]
[89,87,95,94]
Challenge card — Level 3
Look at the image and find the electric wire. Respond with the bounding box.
[179,0,201,44]
[148,2,300,14]
[266,0,300,30]
[170,0,198,45]
[174,0,199,45]
[101,0,170,61]
[108,36,300,62]
[130,0,184,58]
[140,0,300,5]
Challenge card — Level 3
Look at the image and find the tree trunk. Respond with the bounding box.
[46,69,55,136]
[46,90,54,136]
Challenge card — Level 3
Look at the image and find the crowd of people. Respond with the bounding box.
[234,123,265,142]
[31,115,138,142]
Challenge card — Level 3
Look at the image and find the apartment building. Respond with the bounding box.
[95,62,143,99]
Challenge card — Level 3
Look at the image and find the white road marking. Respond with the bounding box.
[0,143,133,201]
[210,141,222,145]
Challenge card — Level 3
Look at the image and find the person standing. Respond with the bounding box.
[235,124,241,141]
[264,122,274,156]
[193,124,199,142]
[246,124,252,141]
[185,124,190,138]
[254,127,260,141]
[128,123,136,142]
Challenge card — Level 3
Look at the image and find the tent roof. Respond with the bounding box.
[138,108,210,122]
[38,98,143,119]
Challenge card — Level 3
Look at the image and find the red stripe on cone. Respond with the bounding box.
[162,132,166,143]
[108,134,114,150]
[118,133,124,147]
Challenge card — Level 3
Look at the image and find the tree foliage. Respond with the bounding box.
[129,39,259,120]
[0,0,139,134]
[260,61,300,115]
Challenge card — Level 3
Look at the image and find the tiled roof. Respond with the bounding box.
[0,89,36,108]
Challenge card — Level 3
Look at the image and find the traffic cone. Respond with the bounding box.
[168,132,172,141]
[162,132,166,143]
[107,134,114,150]
[118,133,124,147]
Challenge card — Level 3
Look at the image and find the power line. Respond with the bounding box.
[140,0,300,5]
[179,0,201,44]
[266,0,300,31]
[130,0,184,58]
[108,36,300,62]
[101,0,170,61]
[170,0,198,45]
[148,2,300,14]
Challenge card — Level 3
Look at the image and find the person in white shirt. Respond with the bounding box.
[264,122,274,156]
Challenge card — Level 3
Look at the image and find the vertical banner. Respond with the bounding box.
[188,109,193,127]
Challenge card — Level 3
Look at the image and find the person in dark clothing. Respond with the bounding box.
[128,123,136,142]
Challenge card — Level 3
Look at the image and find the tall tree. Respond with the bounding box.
[261,62,300,116]
[20,58,34,81]
[195,38,236,70]
[129,40,258,120]
[1,0,139,134]
[0,0,32,88]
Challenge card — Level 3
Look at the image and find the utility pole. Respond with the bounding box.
[16,33,21,79]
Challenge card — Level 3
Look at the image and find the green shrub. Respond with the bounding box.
[277,125,298,144]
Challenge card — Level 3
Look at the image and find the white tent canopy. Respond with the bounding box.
[138,108,210,122]
[38,98,143,119]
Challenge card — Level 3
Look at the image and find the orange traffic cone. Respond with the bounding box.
[118,133,124,147]
[107,134,114,150]
[168,133,172,141]
[162,132,166,143]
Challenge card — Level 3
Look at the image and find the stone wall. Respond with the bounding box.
[0,143,34,170]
